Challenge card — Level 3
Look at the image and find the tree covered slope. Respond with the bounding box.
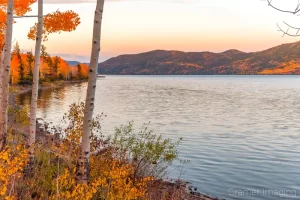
[98,41,300,75]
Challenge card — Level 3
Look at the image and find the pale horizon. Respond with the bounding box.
[12,0,300,62]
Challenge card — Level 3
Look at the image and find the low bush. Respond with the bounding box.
[0,102,182,199]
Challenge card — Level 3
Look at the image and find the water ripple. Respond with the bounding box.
[16,75,300,200]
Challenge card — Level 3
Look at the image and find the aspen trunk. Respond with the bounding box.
[0,0,14,151]
[76,0,105,183]
[29,0,43,147]
[0,51,4,107]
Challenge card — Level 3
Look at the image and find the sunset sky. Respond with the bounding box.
[13,0,300,62]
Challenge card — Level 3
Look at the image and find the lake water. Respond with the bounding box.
[16,75,300,200]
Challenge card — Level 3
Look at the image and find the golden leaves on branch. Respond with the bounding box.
[0,144,28,198]
[0,2,80,53]
[28,10,81,41]
[0,0,35,16]
[0,0,35,48]
[14,0,36,16]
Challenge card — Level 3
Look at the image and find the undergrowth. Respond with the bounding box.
[0,102,182,199]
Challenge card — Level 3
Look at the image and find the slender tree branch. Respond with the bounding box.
[283,21,300,30]
[13,15,38,18]
[277,23,300,37]
[265,0,300,37]
[90,146,108,156]
[8,174,16,197]
[56,156,60,200]
[266,0,300,14]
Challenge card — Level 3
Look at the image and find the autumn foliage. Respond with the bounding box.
[0,0,35,48]
[0,144,28,198]
[0,1,80,48]
[0,102,183,199]
[0,0,35,49]
[98,41,300,75]
[0,0,186,199]
[0,1,82,84]
[259,60,300,75]
[28,10,80,41]
[9,43,88,85]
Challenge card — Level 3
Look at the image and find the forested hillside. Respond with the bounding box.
[98,41,300,75]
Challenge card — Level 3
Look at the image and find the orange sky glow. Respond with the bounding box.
[12,0,300,62]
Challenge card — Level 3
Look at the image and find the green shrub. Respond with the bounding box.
[112,122,182,178]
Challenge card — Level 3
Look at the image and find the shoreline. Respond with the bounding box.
[9,80,87,105]
[100,74,300,76]
[8,80,88,144]
[8,80,222,200]
[12,79,87,96]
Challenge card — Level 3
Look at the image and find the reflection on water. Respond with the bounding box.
[16,76,300,200]
[17,83,86,120]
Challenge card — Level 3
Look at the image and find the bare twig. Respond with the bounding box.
[90,146,106,156]
[266,0,300,14]
[265,0,300,37]
[56,154,60,200]
[283,21,300,30]
[106,178,111,200]
[8,174,16,197]
[277,23,300,37]
[13,15,39,18]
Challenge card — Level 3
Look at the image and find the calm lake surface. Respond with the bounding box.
[17,75,300,200]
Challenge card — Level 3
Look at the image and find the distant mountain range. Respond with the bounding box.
[66,61,80,66]
[97,41,300,75]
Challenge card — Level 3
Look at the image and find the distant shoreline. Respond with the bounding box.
[98,74,300,76]
[9,80,87,102]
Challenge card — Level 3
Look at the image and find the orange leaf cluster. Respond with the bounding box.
[0,2,80,48]
[14,0,36,16]
[28,10,81,41]
[0,0,35,16]
[0,0,34,48]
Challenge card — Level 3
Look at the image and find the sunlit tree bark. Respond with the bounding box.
[0,0,14,151]
[29,0,43,150]
[0,48,4,107]
[0,1,80,151]
[76,0,105,183]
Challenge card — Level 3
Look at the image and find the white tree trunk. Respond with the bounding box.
[0,0,14,151]
[0,50,5,107]
[29,0,43,147]
[76,0,105,183]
